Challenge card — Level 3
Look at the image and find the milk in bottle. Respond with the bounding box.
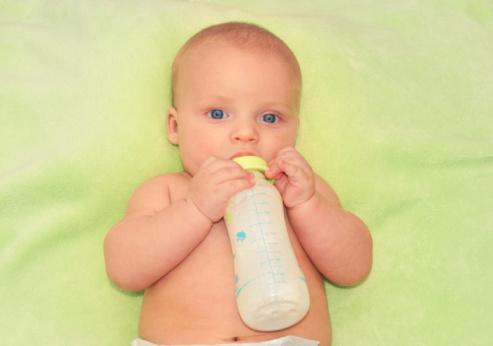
[224,156,310,331]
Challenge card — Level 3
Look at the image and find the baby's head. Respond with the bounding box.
[171,22,302,110]
[167,22,302,175]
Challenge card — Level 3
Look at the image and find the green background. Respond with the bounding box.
[1,0,492,344]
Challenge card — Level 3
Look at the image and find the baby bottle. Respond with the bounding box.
[224,156,310,331]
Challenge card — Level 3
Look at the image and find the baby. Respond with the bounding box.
[104,22,372,346]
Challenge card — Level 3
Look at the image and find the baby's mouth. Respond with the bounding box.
[230,152,257,160]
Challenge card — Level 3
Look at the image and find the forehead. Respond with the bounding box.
[190,44,279,70]
[186,39,293,68]
[177,44,300,107]
[177,41,301,95]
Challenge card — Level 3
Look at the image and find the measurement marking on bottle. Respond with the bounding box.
[250,187,278,284]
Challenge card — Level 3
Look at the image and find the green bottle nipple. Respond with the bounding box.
[232,156,274,183]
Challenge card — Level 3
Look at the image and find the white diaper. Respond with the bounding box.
[131,335,319,346]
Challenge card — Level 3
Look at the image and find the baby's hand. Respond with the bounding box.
[265,147,316,209]
[186,157,255,223]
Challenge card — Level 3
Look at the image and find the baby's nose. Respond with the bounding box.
[232,121,259,142]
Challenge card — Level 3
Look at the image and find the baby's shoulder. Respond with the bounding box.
[141,171,190,187]
[126,172,191,211]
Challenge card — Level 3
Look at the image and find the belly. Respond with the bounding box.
[138,221,331,345]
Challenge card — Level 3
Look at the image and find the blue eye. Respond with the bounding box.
[261,114,278,123]
[208,109,227,119]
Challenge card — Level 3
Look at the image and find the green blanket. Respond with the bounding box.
[1,0,492,344]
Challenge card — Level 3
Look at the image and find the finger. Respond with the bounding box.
[267,154,306,179]
[266,159,283,179]
[200,157,238,176]
[276,146,298,157]
[277,148,307,166]
[277,158,298,178]
[278,157,313,186]
[211,163,254,185]
[223,176,256,195]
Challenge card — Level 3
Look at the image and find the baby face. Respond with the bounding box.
[167,43,300,175]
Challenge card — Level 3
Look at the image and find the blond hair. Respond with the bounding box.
[171,22,302,107]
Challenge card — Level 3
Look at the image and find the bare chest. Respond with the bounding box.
[139,175,331,344]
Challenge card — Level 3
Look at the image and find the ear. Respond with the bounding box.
[166,106,179,145]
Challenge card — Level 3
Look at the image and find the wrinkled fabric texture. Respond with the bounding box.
[1,0,492,345]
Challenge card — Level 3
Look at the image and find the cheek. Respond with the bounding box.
[272,128,297,146]
[262,133,296,159]
[178,127,218,172]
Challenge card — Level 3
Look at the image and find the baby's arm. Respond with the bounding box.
[104,157,254,292]
[289,175,372,286]
[266,147,372,286]
[103,175,213,291]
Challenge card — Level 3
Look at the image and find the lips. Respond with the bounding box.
[230,151,256,159]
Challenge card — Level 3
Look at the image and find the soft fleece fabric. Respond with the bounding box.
[1,0,492,345]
